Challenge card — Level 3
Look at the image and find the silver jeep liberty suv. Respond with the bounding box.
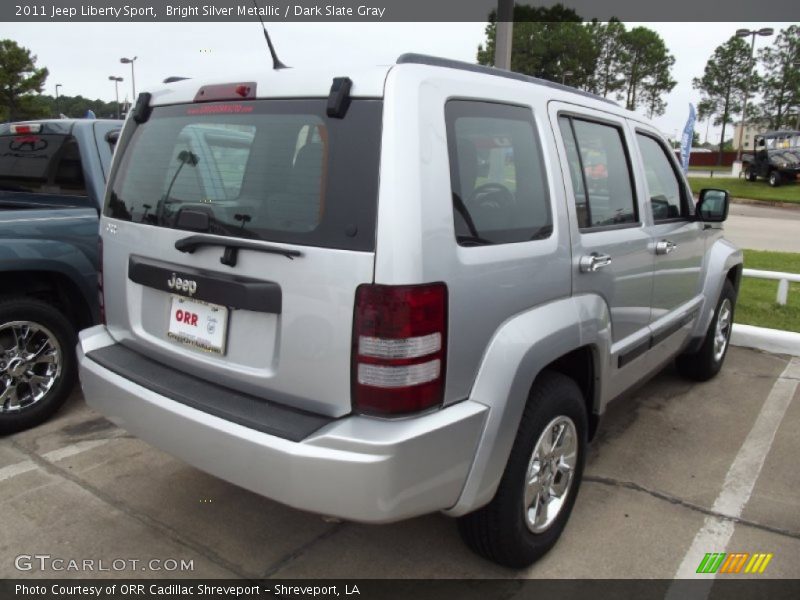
[79,54,742,567]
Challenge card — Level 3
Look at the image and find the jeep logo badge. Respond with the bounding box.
[167,273,197,296]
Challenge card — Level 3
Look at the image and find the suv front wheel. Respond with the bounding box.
[0,297,77,435]
[676,280,736,382]
[457,371,587,568]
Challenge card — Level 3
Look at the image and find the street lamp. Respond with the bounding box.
[55,84,62,117]
[562,70,574,85]
[120,56,138,100]
[109,76,124,119]
[734,28,773,161]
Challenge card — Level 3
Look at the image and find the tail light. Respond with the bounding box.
[352,283,447,416]
[97,236,105,325]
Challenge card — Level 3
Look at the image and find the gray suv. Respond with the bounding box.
[78,55,742,568]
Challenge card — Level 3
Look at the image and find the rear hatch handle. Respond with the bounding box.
[175,234,302,267]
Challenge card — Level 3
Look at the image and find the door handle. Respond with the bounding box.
[655,239,677,255]
[579,253,612,272]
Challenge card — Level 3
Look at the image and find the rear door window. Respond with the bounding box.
[446,100,552,245]
[558,116,638,230]
[107,100,382,252]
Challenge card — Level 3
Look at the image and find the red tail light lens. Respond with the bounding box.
[352,283,447,416]
[97,236,105,325]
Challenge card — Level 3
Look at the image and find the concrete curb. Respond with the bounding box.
[730,197,800,210]
[731,324,800,357]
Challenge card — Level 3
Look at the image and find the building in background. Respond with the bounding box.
[732,119,771,151]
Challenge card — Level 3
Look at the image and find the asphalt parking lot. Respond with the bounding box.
[1,346,798,580]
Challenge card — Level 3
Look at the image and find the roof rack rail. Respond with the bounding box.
[396,53,618,107]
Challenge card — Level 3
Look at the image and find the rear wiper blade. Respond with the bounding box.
[175,234,301,267]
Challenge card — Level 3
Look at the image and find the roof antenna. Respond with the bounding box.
[251,0,288,69]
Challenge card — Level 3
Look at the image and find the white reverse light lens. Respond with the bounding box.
[357,360,441,388]
[358,333,441,359]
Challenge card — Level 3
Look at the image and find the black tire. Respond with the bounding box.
[0,297,77,435]
[457,371,587,568]
[769,171,781,187]
[676,280,736,382]
[745,169,757,182]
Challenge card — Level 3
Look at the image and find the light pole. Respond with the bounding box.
[735,28,773,161]
[109,76,123,119]
[55,84,62,117]
[120,56,137,100]
[494,0,513,70]
[562,70,573,85]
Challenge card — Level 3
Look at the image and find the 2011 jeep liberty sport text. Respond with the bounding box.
[78,55,742,568]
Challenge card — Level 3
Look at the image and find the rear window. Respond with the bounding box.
[107,99,382,251]
[0,133,87,197]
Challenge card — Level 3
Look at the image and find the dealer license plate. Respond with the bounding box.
[167,295,228,355]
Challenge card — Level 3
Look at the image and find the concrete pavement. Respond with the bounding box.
[724,202,800,252]
[1,346,798,580]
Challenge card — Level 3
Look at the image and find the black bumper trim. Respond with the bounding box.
[86,343,335,442]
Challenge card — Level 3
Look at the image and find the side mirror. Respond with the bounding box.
[696,188,729,223]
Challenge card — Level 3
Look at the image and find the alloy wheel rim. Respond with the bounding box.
[713,299,732,363]
[523,415,578,534]
[0,321,62,414]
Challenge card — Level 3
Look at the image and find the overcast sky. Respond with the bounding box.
[8,21,795,142]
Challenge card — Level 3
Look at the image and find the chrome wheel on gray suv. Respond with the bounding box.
[458,371,587,568]
[524,416,578,533]
[676,280,737,382]
[712,299,732,363]
[0,298,76,435]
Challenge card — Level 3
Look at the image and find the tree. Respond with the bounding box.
[37,94,119,119]
[0,39,49,122]
[757,25,800,130]
[585,19,627,98]
[640,54,677,118]
[693,36,753,165]
[617,27,676,114]
[476,5,598,89]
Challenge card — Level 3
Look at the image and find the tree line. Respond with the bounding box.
[0,39,122,121]
[477,7,676,117]
[477,7,799,149]
[694,24,799,162]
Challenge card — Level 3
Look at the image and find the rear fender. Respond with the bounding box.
[444,294,611,516]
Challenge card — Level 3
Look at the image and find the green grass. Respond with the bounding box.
[735,250,800,332]
[689,177,800,204]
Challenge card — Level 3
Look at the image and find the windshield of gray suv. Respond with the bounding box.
[106,99,382,252]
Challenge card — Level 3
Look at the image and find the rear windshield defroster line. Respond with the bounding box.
[106,99,382,252]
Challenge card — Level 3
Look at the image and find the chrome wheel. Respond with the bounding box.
[523,415,578,534]
[0,321,62,414]
[713,299,732,363]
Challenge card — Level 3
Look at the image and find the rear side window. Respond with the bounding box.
[558,116,637,230]
[446,101,552,245]
[107,100,382,252]
[0,134,86,197]
[636,133,689,221]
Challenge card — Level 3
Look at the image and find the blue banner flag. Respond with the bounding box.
[680,104,696,174]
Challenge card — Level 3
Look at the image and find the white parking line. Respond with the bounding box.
[41,439,109,462]
[672,356,800,580]
[0,460,37,483]
[0,440,110,483]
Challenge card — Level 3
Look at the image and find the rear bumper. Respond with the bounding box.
[78,326,487,523]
